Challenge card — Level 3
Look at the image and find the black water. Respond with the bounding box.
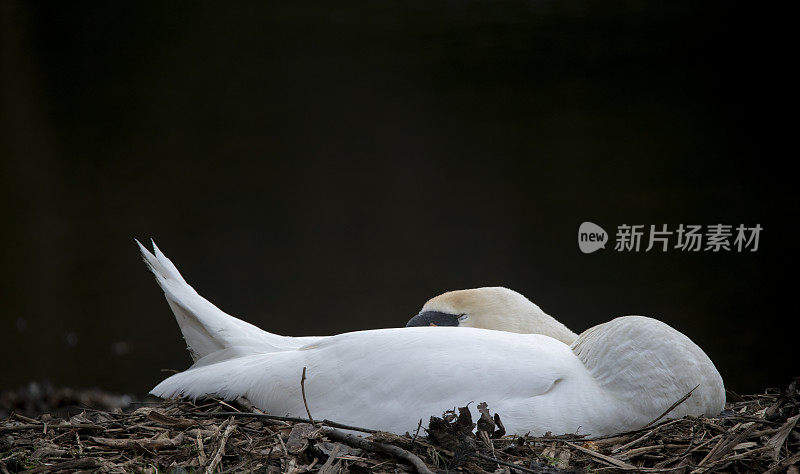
[0,1,793,396]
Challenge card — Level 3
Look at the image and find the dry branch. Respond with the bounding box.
[643,384,699,429]
[323,427,435,474]
[300,366,315,425]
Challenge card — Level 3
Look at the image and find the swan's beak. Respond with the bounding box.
[406,311,460,327]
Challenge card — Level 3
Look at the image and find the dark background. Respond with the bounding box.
[0,1,793,396]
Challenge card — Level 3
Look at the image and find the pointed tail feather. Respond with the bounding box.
[137,239,308,361]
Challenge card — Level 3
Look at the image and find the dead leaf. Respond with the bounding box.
[493,413,506,438]
[582,441,599,451]
[317,441,362,457]
[286,422,322,454]
[766,413,800,462]
[456,406,475,434]
[476,402,495,435]
[427,406,478,457]
[542,441,558,460]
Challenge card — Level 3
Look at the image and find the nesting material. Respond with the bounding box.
[1,379,797,473]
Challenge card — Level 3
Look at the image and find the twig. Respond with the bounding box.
[213,398,242,412]
[321,418,378,434]
[318,443,340,474]
[643,384,700,429]
[563,441,637,469]
[0,423,103,432]
[91,436,182,451]
[588,418,682,442]
[696,423,757,468]
[658,434,719,468]
[473,452,541,473]
[301,366,315,424]
[196,430,208,467]
[75,431,83,456]
[193,411,376,433]
[763,451,800,474]
[323,427,434,474]
[25,458,98,473]
[411,419,423,448]
[12,413,39,423]
[274,429,288,454]
[612,420,676,453]
[205,418,236,474]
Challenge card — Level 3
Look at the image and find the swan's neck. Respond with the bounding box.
[571,316,725,420]
[511,305,578,345]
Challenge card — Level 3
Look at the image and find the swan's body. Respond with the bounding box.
[139,241,725,437]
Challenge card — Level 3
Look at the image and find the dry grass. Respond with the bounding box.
[1,379,797,473]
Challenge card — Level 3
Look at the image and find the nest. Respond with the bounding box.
[1,379,798,473]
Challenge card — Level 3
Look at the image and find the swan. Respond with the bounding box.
[138,241,725,437]
[406,287,578,344]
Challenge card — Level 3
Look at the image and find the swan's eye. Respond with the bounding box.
[457,314,469,323]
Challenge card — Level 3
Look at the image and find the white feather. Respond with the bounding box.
[137,239,321,361]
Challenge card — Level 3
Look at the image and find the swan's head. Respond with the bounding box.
[406,287,578,345]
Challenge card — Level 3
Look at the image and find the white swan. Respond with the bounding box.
[139,241,725,437]
[406,287,578,344]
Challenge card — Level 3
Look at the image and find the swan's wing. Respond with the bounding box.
[152,327,584,434]
[138,240,319,359]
